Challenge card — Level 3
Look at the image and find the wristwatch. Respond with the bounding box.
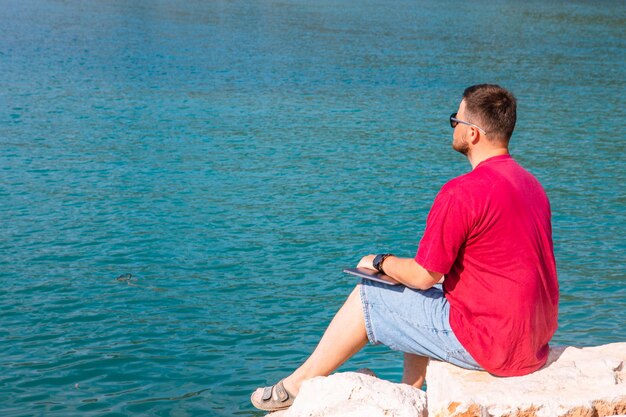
[373,253,394,274]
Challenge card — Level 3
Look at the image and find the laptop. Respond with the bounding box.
[343,267,399,285]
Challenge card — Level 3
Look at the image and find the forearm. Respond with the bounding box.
[359,255,442,290]
[383,256,442,290]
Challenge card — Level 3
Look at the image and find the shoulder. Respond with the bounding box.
[428,173,478,220]
[438,170,483,200]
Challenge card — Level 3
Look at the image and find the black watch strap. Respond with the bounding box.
[373,253,394,274]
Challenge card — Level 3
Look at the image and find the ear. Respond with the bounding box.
[469,127,481,145]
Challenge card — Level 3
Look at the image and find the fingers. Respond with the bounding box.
[357,254,376,269]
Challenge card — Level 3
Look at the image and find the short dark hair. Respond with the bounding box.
[463,84,517,143]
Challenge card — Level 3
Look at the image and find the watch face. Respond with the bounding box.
[373,254,383,270]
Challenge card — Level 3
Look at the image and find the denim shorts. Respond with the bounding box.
[359,279,483,370]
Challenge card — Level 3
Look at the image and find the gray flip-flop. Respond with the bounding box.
[355,367,378,378]
[250,379,295,411]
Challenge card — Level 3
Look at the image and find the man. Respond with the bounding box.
[251,84,559,412]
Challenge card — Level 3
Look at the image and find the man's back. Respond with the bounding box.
[416,154,559,376]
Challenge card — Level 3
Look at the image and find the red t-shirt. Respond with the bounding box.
[415,154,559,376]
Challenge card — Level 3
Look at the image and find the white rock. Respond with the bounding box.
[268,372,427,417]
[427,342,626,417]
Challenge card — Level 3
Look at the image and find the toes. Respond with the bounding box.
[250,388,263,402]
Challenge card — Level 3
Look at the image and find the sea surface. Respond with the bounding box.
[1,0,625,415]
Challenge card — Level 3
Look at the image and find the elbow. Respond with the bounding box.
[401,275,436,290]
[410,281,436,291]
[404,261,441,290]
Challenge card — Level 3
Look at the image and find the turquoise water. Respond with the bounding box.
[1,0,625,415]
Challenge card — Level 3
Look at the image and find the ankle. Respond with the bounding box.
[401,376,425,389]
[282,375,300,396]
[285,364,331,396]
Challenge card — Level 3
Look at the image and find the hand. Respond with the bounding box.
[357,254,376,270]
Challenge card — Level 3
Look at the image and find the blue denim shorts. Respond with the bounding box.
[359,279,482,370]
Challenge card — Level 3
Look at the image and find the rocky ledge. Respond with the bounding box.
[427,343,626,417]
[268,372,427,417]
[267,343,626,417]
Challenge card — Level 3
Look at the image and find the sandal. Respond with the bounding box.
[355,367,378,378]
[250,379,296,411]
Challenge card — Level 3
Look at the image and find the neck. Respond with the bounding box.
[467,147,509,169]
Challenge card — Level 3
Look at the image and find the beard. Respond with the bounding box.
[452,135,469,155]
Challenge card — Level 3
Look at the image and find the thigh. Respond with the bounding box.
[359,279,482,370]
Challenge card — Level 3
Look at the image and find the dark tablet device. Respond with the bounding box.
[343,267,399,285]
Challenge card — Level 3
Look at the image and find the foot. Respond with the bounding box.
[250,378,298,411]
[355,367,378,378]
[280,375,299,396]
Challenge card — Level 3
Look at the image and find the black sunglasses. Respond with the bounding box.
[449,113,486,134]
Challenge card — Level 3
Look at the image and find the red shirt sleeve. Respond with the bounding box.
[415,183,472,274]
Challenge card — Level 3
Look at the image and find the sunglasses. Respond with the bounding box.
[450,113,486,135]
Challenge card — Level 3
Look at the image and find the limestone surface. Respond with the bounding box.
[426,342,626,417]
[267,371,427,417]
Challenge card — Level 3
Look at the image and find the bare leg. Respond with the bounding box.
[401,353,429,389]
[253,285,368,400]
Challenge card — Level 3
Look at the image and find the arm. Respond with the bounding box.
[357,255,442,290]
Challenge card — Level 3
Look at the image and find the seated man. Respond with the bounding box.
[251,84,559,412]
